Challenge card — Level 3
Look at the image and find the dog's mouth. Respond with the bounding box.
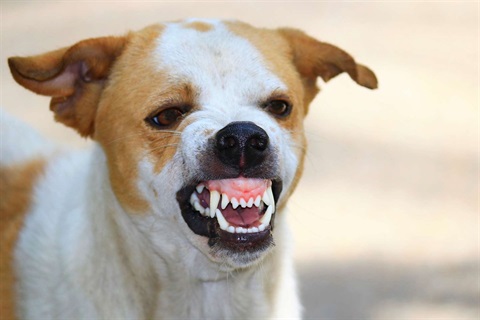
[177,178,282,254]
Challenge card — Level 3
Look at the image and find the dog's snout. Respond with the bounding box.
[215,121,269,170]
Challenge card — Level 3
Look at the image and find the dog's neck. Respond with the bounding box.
[79,143,281,318]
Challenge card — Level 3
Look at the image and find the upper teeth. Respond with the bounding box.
[209,190,221,219]
[189,185,276,234]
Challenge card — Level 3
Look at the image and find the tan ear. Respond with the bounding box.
[8,36,127,137]
[278,28,378,104]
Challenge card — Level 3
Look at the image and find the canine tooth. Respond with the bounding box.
[227,226,235,233]
[247,198,254,208]
[240,198,247,208]
[262,186,276,211]
[205,208,210,217]
[254,195,261,207]
[259,224,266,232]
[267,186,275,211]
[262,189,271,206]
[260,204,274,225]
[215,209,229,230]
[196,184,205,194]
[210,191,220,218]
[231,197,239,209]
[221,193,229,210]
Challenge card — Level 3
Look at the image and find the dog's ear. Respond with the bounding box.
[278,28,378,105]
[8,36,127,137]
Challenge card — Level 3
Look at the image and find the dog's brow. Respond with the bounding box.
[154,21,287,110]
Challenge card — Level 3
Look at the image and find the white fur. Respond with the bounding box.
[0,110,57,165]
[10,20,302,319]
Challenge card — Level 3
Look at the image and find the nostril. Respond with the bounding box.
[217,135,237,150]
[248,134,269,151]
[224,136,237,149]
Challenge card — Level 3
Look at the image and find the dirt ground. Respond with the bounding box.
[1,1,478,319]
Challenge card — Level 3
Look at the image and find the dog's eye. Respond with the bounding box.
[264,100,292,118]
[149,108,184,127]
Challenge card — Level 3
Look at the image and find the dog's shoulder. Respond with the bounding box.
[0,157,46,320]
[0,111,54,319]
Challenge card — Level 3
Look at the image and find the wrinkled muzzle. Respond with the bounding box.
[177,121,283,255]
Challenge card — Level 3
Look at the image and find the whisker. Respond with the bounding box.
[150,135,181,144]
[104,131,181,145]
[143,144,179,156]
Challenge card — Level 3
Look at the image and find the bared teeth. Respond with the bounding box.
[254,195,261,207]
[196,184,205,194]
[259,204,274,225]
[267,186,275,212]
[210,190,220,218]
[190,193,199,206]
[215,209,229,230]
[262,188,272,206]
[191,183,277,234]
[231,197,239,209]
[239,198,247,208]
[194,202,205,215]
[221,193,229,210]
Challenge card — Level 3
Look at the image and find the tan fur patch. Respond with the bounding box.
[8,36,127,138]
[0,158,45,320]
[95,24,192,214]
[183,21,213,32]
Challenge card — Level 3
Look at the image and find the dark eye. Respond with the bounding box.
[264,100,291,117]
[149,108,184,128]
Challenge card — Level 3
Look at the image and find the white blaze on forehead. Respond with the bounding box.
[154,20,287,110]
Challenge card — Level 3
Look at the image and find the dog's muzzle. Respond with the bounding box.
[177,121,283,256]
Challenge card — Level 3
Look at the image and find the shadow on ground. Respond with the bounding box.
[298,259,479,319]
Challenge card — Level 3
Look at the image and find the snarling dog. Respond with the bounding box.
[0,19,377,319]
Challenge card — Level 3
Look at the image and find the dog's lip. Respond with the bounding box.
[176,177,282,250]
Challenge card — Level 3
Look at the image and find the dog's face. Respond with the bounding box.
[9,19,377,269]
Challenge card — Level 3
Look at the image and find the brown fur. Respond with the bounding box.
[8,36,127,137]
[183,21,213,32]
[0,159,45,320]
[94,25,170,214]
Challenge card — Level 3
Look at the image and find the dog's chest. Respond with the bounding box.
[154,273,271,319]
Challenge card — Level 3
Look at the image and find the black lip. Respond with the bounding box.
[176,179,283,252]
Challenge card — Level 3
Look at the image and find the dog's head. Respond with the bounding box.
[9,20,377,269]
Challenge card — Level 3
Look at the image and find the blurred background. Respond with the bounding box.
[1,1,478,319]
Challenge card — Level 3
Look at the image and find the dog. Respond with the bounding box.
[0,19,377,319]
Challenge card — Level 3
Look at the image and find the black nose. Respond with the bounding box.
[215,121,269,170]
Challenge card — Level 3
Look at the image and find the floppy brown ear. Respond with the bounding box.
[278,28,378,105]
[8,36,127,137]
